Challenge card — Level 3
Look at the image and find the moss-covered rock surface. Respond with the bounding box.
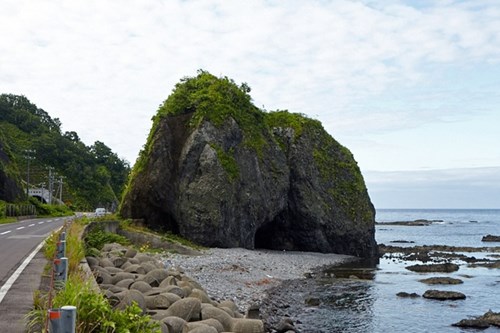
[120,71,377,257]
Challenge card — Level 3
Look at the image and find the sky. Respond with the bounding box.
[1,0,500,209]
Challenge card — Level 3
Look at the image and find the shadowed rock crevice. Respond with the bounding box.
[254,210,296,251]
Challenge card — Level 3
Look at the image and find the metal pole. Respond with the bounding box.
[53,257,68,286]
[24,149,36,199]
[48,167,54,205]
[48,308,62,332]
[61,306,77,333]
[59,176,63,203]
[48,306,76,333]
[56,240,66,259]
[26,156,30,198]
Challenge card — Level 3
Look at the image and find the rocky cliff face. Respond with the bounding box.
[120,71,377,257]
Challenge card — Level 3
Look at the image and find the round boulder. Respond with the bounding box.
[231,318,265,333]
[201,306,233,331]
[115,278,135,289]
[131,280,153,293]
[162,316,189,333]
[188,325,218,333]
[142,269,169,287]
[124,264,147,274]
[111,272,136,285]
[145,294,172,310]
[419,277,463,285]
[115,289,147,312]
[422,289,466,300]
[188,319,224,333]
[165,297,202,322]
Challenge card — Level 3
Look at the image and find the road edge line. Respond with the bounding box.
[0,239,46,304]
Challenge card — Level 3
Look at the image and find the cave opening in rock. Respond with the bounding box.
[254,211,296,250]
[149,210,180,235]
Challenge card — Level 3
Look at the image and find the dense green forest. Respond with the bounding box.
[0,94,130,210]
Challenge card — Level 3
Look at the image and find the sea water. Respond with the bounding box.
[290,209,500,333]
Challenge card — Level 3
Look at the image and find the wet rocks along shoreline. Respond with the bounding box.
[88,238,500,332]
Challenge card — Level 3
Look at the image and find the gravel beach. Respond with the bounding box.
[163,248,354,312]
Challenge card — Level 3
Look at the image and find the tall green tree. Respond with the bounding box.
[0,94,130,209]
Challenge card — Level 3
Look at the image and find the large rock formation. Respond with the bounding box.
[120,71,377,257]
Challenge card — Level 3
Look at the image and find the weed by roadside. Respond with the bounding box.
[27,217,159,333]
[120,219,205,251]
[83,225,129,256]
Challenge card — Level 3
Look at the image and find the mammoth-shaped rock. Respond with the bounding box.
[120,71,377,257]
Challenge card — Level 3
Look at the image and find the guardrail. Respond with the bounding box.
[2,203,36,218]
[45,226,76,333]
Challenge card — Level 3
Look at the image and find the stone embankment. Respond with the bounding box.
[87,242,264,333]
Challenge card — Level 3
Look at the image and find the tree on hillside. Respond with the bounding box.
[0,94,130,209]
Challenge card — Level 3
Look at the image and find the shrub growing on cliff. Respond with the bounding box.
[135,70,268,166]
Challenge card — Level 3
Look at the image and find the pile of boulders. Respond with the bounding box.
[85,243,265,333]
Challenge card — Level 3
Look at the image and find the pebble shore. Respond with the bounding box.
[164,248,353,312]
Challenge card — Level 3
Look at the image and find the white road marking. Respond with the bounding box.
[8,235,47,239]
[29,224,35,227]
[0,231,11,235]
[0,239,45,303]
[16,227,25,230]
[38,222,44,224]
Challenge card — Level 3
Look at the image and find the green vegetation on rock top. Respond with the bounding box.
[154,70,266,151]
[132,71,371,222]
[264,110,323,140]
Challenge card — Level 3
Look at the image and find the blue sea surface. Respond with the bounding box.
[376,209,500,247]
[293,209,500,333]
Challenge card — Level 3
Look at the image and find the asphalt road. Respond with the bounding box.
[0,217,68,287]
[0,216,70,332]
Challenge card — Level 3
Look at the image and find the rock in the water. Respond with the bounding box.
[481,310,500,327]
[452,319,490,329]
[422,289,466,300]
[452,310,500,329]
[120,71,377,257]
[396,292,420,298]
[482,234,500,242]
[406,263,459,273]
[419,277,463,285]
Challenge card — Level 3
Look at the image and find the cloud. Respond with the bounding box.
[0,0,499,165]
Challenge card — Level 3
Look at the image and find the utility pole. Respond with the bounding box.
[23,149,36,198]
[40,182,46,203]
[48,167,54,205]
[55,176,64,204]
